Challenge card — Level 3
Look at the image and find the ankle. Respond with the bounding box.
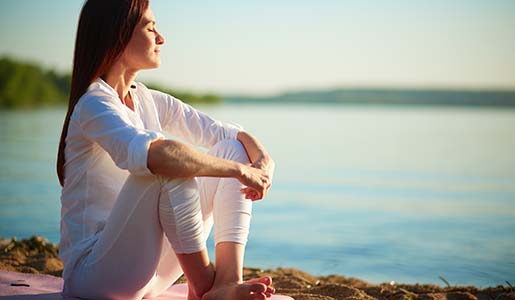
[190,265,216,298]
[213,274,243,286]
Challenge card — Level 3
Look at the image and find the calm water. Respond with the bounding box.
[0,104,514,287]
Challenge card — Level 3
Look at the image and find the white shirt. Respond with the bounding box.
[59,78,241,280]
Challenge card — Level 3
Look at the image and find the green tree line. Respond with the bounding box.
[0,57,69,108]
[0,56,221,109]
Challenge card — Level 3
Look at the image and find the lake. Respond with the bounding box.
[0,104,514,287]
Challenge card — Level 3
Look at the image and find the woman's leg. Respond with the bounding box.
[65,174,210,300]
[65,140,270,300]
[145,139,271,300]
[158,178,214,299]
[64,175,177,300]
[200,139,271,300]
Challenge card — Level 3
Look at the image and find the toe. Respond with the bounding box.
[239,284,267,300]
[253,293,266,300]
[246,276,272,286]
[265,286,276,297]
[247,283,267,294]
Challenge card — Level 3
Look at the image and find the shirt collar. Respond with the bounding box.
[89,77,137,97]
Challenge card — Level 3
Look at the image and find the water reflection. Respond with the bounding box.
[0,106,514,286]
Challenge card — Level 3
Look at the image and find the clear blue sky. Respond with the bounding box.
[1,0,514,95]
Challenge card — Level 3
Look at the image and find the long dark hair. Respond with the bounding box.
[57,0,149,186]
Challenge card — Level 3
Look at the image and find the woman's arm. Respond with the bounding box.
[236,131,273,169]
[150,90,241,148]
[147,138,270,200]
[237,131,275,198]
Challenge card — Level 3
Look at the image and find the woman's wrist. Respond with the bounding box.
[232,161,246,180]
[252,155,272,169]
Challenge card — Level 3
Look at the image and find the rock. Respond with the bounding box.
[420,292,478,300]
[0,237,12,250]
[287,294,337,300]
[495,292,515,300]
[320,275,372,289]
[308,284,376,300]
[447,292,479,300]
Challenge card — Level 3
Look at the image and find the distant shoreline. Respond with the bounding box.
[3,56,515,109]
[225,88,515,107]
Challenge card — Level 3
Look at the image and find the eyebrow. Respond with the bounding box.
[143,20,156,26]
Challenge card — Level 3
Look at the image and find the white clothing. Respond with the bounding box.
[63,139,252,300]
[59,78,242,282]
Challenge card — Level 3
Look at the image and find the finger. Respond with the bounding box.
[246,276,272,286]
[245,190,259,200]
[241,187,256,195]
[241,188,251,194]
[264,185,271,196]
[252,192,261,201]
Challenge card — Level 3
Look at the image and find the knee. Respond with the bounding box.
[209,139,249,164]
[158,178,205,254]
[160,177,199,204]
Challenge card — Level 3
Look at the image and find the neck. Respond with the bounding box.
[103,63,138,102]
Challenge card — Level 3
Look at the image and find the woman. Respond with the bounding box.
[56,1,275,299]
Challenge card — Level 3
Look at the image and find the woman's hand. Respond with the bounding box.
[237,164,271,201]
[236,131,275,201]
[252,157,275,183]
[252,156,275,192]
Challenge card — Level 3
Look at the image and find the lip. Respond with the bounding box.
[154,48,160,54]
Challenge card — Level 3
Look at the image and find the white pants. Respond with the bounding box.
[63,139,252,300]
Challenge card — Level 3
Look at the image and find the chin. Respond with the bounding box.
[152,58,161,68]
[142,60,160,70]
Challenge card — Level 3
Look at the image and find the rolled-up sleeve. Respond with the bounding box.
[150,89,243,148]
[77,95,164,176]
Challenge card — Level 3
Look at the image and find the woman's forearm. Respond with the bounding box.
[148,136,272,200]
[237,131,274,198]
[147,139,243,179]
[236,131,271,167]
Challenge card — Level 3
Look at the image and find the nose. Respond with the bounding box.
[156,30,165,45]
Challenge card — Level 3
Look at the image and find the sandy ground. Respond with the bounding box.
[1,236,514,300]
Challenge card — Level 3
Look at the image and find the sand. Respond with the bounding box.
[1,236,514,300]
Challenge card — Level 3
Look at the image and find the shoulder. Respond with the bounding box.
[135,81,184,102]
[73,83,121,120]
[141,83,173,100]
[131,81,164,103]
[136,83,186,110]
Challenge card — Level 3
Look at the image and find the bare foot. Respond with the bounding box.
[201,276,274,300]
[245,277,275,298]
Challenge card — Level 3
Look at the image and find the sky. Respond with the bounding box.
[1,0,514,96]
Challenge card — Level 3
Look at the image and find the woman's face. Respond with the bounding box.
[121,7,165,71]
